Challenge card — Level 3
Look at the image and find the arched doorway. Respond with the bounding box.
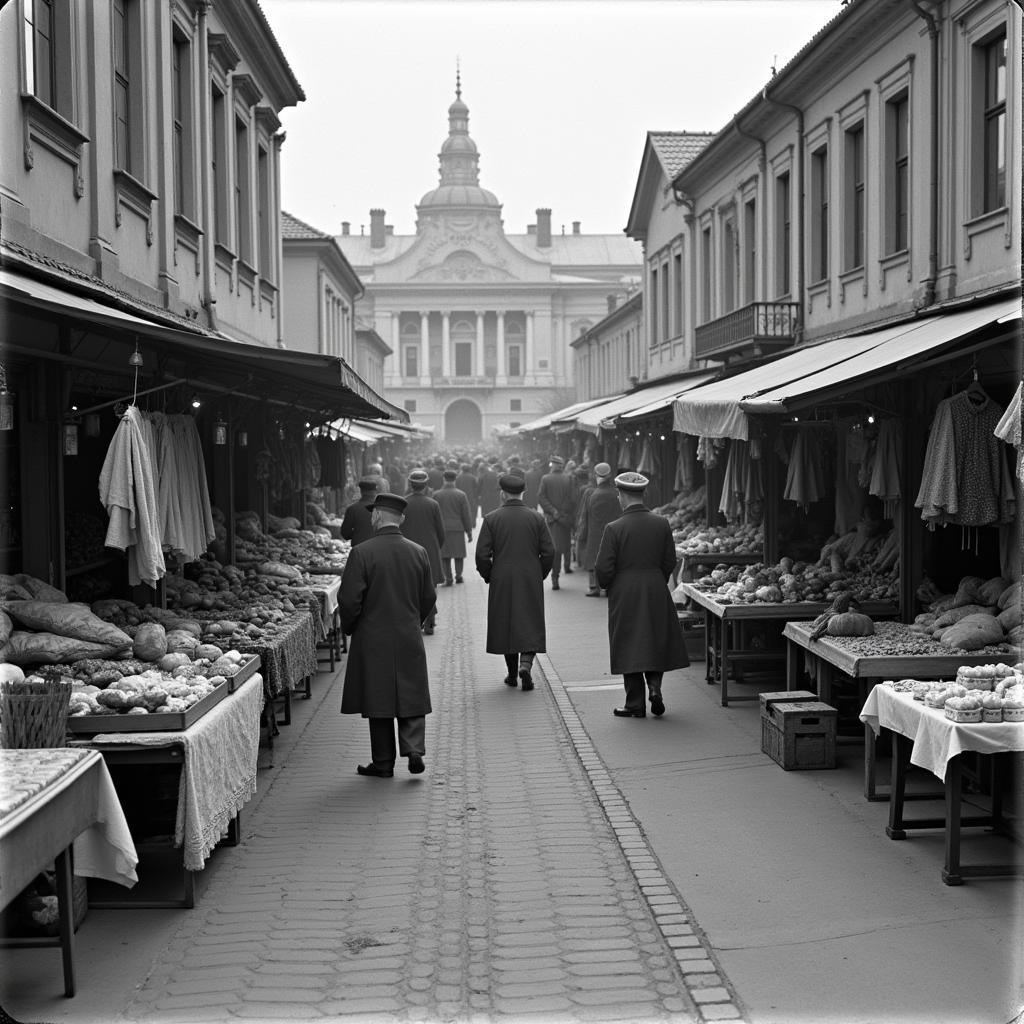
[445,399,482,442]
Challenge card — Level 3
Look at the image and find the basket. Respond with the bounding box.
[0,678,72,748]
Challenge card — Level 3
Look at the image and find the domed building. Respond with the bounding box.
[334,76,642,443]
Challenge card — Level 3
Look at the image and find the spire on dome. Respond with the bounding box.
[455,58,461,100]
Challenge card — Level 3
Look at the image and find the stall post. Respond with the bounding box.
[899,379,924,622]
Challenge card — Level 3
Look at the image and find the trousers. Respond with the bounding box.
[622,672,663,712]
[548,521,572,575]
[368,716,426,769]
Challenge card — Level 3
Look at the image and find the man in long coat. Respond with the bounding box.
[475,473,554,690]
[577,462,619,596]
[434,470,474,584]
[455,462,479,522]
[595,471,688,719]
[523,459,544,510]
[537,455,576,589]
[477,458,501,517]
[339,478,377,547]
[400,469,446,635]
[339,492,436,777]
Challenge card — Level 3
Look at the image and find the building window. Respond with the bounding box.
[660,259,669,341]
[403,399,417,413]
[743,198,756,305]
[510,399,521,412]
[810,146,829,282]
[112,0,139,174]
[844,123,865,270]
[672,252,683,337]
[649,265,659,345]
[978,31,1007,214]
[404,345,418,378]
[257,145,271,275]
[775,172,791,296]
[507,344,522,378]
[172,34,194,218]
[235,116,251,262]
[885,94,909,253]
[454,342,473,376]
[212,86,229,244]
[722,219,736,313]
[700,227,712,322]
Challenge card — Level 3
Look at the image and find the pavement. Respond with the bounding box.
[1,537,1022,1024]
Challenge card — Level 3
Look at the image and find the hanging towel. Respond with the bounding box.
[98,405,165,588]
[869,419,902,520]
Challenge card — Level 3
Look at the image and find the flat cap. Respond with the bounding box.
[357,478,379,491]
[594,462,612,478]
[508,465,526,479]
[498,473,526,493]
[443,469,458,481]
[370,492,407,514]
[408,469,429,485]
[614,471,649,492]
[548,455,564,466]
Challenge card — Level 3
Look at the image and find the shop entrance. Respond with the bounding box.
[444,399,482,442]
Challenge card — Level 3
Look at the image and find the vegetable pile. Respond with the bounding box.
[910,576,1021,652]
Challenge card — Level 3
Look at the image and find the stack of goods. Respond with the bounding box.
[815,620,1014,659]
[654,486,708,535]
[911,576,1021,652]
[234,510,349,572]
[306,501,343,534]
[675,522,764,559]
[893,663,1024,722]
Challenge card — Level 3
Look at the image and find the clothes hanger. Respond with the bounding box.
[965,365,988,406]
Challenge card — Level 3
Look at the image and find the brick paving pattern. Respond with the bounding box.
[121,580,709,1023]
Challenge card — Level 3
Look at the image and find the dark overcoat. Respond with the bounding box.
[400,492,446,584]
[537,470,576,523]
[455,471,479,518]
[475,500,554,653]
[339,497,374,546]
[427,467,444,491]
[434,485,473,558]
[523,468,543,509]
[577,481,621,570]
[478,468,501,515]
[595,505,689,674]
[339,525,436,717]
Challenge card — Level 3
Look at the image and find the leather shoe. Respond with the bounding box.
[519,669,534,691]
[650,696,666,717]
[356,764,394,778]
[455,576,463,584]
[504,674,518,687]
[551,579,560,590]
[585,589,601,597]
[612,707,646,718]
[408,754,425,774]
[423,626,434,635]
[564,567,573,574]
[442,580,453,587]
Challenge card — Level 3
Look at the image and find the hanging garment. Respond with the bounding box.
[994,381,1023,486]
[742,448,764,523]
[915,398,958,527]
[696,435,721,469]
[316,436,344,489]
[869,419,902,520]
[675,435,696,493]
[98,405,165,588]
[303,439,322,490]
[835,420,867,534]
[783,429,826,511]
[947,390,1010,526]
[718,440,749,522]
[637,438,655,476]
[618,439,634,468]
[150,412,187,559]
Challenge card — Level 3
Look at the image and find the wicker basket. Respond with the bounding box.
[0,678,72,748]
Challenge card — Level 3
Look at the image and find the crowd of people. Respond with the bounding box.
[336,450,687,777]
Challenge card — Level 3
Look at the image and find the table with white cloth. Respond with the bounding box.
[73,672,263,908]
[311,574,343,677]
[0,748,137,994]
[859,684,1024,885]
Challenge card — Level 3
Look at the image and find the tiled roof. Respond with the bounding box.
[281,210,330,240]
[648,132,715,179]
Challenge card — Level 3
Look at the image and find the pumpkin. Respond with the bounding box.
[133,622,167,662]
[825,612,875,637]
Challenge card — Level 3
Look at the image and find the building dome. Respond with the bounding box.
[418,184,500,209]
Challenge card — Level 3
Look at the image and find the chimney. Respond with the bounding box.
[341,221,350,236]
[536,208,551,248]
[370,208,386,249]
[573,221,581,234]
[607,294,618,313]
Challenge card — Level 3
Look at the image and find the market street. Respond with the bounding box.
[2,539,1020,1024]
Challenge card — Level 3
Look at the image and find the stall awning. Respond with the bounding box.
[516,396,615,434]
[611,372,718,425]
[673,296,1021,439]
[0,268,406,424]
[574,374,717,435]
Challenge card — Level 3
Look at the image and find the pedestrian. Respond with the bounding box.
[475,472,554,690]
[571,465,592,568]
[366,461,390,493]
[339,478,378,547]
[537,455,576,589]
[338,492,436,777]
[577,462,619,596]
[427,458,445,492]
[595,471,689,719]
[455,462,479,522]
[400,469,446,635]
[524,458,543,510]
[434,469,474,584]
[477,457,501,516]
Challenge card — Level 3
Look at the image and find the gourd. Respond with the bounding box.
[825,612,875,637]
[133,622,167,661]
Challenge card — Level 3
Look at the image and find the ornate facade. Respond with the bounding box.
[335,79,643,442]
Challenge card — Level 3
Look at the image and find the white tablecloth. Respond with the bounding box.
[859,685,1024,781]
[84,673,263,870]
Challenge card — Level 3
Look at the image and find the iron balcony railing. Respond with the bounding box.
[695,301,801,361]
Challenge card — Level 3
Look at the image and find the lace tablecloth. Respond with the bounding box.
[82,673,263,871]
[238,611,318,698]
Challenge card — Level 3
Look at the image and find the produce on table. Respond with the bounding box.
[676,522,764,558]
[3,601,132,649]
[910,664,1024,722]
[692,558,898,604]
[233,509,348,571]
[813,620,1015,659]
[809,594,874,639]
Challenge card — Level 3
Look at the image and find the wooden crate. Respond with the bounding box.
[761,700,837,771]
[758,690,817,711]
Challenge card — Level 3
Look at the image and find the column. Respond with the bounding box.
[441,312,451,378]
[496,311,506,378]
[525,311,535,381]
[475,311,485,378]
[420,311,430,384]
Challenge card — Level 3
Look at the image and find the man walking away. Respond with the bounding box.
[339,478,378,547]
[524,459,544,510]
[477,457,501,516]
[434,469,474,584]
[577,462,619,596]
[456,462,479,523]
[475,473,554,691]
[339,492,436,777]
[400,469,446,635]
[537,455,576,589]
[595,472,688,719]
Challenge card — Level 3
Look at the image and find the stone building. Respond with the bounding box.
[335,78,643,443]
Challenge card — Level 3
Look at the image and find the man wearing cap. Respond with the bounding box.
[577,463,619,596]
[475,473,554,690]
[596,472,689,718]
[434,469,474,584]
[477,457,501,517]
[455,462,479,522]
[340,479,378,547]
[537,455,576,589]
[400,470,446,635]
[339,492,436,777]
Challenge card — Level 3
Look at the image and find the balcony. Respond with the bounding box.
[431,374,495,389]
[695,302,801,363]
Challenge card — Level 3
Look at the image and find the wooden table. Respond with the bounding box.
[860,684,1024,885]
[311,574,343,677]
[676,583,896,706]
[783,620,1018,796]
[0,749,131,995]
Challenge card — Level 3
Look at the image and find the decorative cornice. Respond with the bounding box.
[208,33,241,72]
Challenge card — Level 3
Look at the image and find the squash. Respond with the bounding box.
[939,613,1004,651]
[133,622,168,662]
[825,612,875,637]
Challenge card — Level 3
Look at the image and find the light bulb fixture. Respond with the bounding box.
[191,396,201,409]
[237,429,248,448]
[659,435,666,441]
[867,414,875,425]
[128,342,144,368]
[0,362,13,431]
[214,416,228,446]
[84,413,101,437]
[63,421,79,456]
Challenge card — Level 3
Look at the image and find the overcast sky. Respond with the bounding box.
[260,0,842,239]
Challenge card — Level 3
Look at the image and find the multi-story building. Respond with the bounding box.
[571,291,645,403]
[335,79,643,443]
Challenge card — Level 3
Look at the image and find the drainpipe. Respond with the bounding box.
[197,1,218,329]
[761,88,804,341]
[732,114,768,303]
[909,0,939,309]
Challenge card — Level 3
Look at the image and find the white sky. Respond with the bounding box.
[261,0,842,238]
